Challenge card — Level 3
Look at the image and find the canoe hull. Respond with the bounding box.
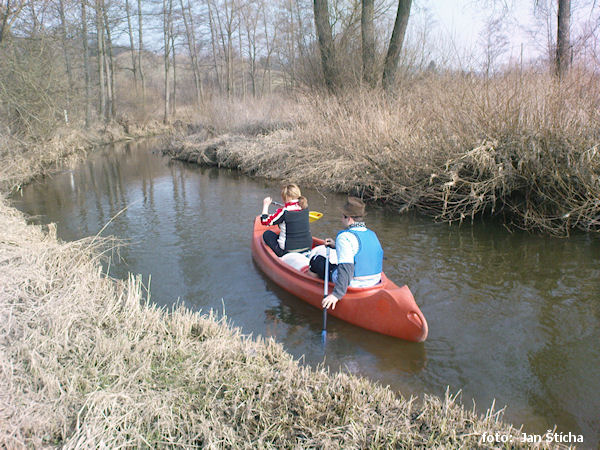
[252,217,428,342]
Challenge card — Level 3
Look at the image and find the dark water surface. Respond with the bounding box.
[11,140,600,446]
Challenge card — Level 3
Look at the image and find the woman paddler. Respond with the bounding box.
[260,183,312,257]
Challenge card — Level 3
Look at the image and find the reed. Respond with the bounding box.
[173,68,600,236]
[0,106,546,448]
[0,196,540,447]
[0,120,173,193]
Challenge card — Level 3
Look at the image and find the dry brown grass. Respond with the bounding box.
[0,77,572,446]
[1,103,556,449]
[170,68,600,236]
[0,120,174,193]
[0,196,547,447]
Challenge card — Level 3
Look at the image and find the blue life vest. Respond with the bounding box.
[337,228,383,277]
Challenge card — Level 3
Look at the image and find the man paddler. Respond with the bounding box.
[308,197,384,310]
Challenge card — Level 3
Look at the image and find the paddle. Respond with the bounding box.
[271,201,323,222]
[322,245,330,344]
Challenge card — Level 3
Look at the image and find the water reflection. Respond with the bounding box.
[9,139,600,447]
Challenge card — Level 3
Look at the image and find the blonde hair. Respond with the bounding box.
[281,183,308,209]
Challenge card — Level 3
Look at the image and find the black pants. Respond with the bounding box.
[309,255,337,280]
[263,230,287,257]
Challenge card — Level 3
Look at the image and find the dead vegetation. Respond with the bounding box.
[0,87,558,450]
[168,69,600,236]
[0,120,174,193]
[0,194,546,447]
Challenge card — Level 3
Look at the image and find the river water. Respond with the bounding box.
[10,139,600,446]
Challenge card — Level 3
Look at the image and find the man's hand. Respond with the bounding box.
[322,293,339,310]
[325,238,335,248]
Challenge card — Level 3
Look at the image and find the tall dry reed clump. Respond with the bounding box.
[291,69,600,236]
[176,69,599,236]
[0,196,539,447]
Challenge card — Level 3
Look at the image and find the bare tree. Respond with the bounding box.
[207,0,223,93]
[57,0,74,95]
[287,0,296,88]
[125,0,138,93]
[261,4,276,95]
[102,1,115,119]
[186,0,204,100]
[361,0,375,87]
[163,0,173,123]
[241,0,260,97]
[27,0,39,35]
[479,15,509,78]
[382,0,412,91]
[212,0,237,98]
[1,0,27,44]
[179,0,203,104]
[313,0,336,91]
[237,12,246,99]
[95,0,106,120]
[80,0,91,126]
[170,17,177,115]
[137,0,146,108]
[556,0,571,77]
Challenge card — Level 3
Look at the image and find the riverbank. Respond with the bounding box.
[0,120,175,193]
[165,73,600,237]
[0,123,558,447]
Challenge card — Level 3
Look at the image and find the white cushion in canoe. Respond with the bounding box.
[280,252,310,271]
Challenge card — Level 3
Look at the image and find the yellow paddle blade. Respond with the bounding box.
[309,211,323,222]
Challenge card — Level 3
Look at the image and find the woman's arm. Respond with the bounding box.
[260,197,286,226]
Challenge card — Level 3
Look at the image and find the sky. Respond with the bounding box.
[422,0,598,69]
[417,0,545,68]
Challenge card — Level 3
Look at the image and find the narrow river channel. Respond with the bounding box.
[10,139,600,446]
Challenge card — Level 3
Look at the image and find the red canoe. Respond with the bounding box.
[251,216,428,342]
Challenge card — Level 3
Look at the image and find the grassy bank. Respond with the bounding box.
[0,120,174,193]
[167,70,600,236]
[0,194,535,447]
[0,123,556,446]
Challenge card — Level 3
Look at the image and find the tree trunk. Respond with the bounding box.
[382,0,411,91]
[137,0,146,109]
[103,4,115,119]
[261,7,274,95]
[213,1,231,97]
[313,0,336,91]
[220,1,234,99]
[28,0,38,36]
[58,0,74,95]
[163,0,172,123]
[249,38,256,97]
[361,0,375,88]
[180,0,201,105]
[238,21,245,100]
[80,0,91,127]
[125,0,138,92]
[187,0,203,102]
[95,0,106,120]
[556,0,571,78]
[0,0,11,44]
[244,16,257,98]
[289,0,295,88]
[171,32,176,115]
[207,0,222,93]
